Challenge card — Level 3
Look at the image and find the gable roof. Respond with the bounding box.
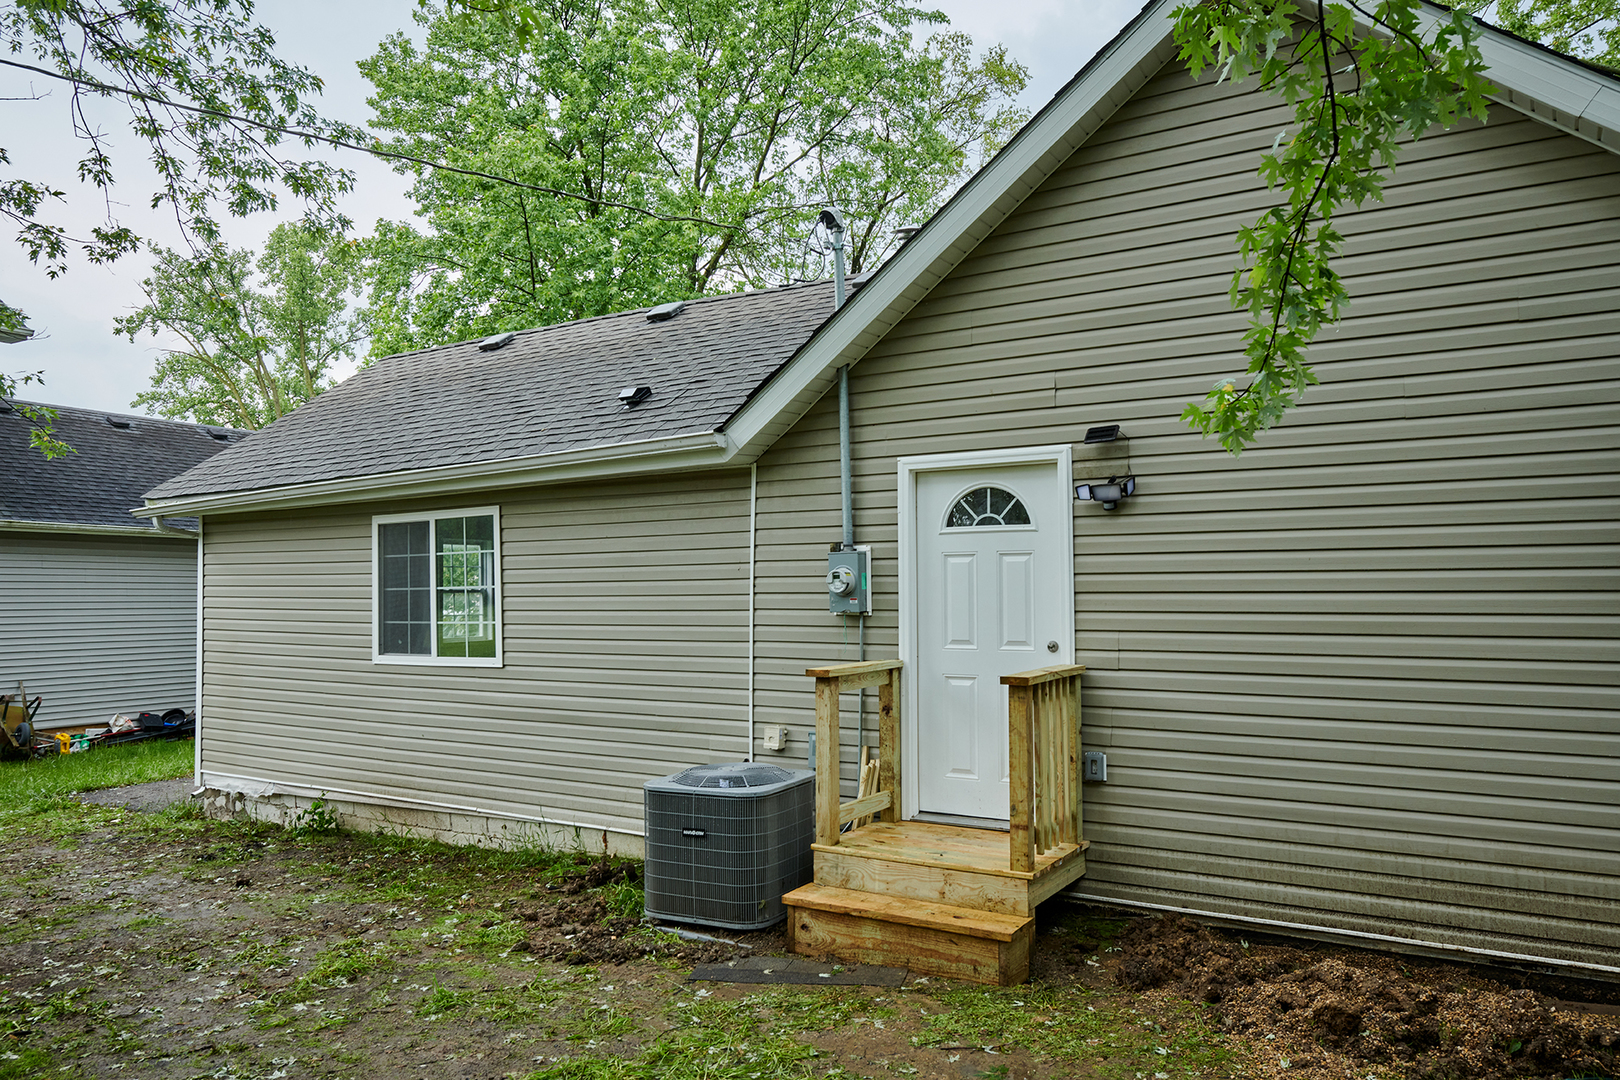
[2,402,243,535]
[139,0,1620,519]
[144,280,845,508]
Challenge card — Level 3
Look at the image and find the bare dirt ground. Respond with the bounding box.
[0,791,1614,1080]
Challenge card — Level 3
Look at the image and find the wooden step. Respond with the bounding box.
[783,883,1035,985]
[813,821,1089,916]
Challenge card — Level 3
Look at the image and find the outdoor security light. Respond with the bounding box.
[1075,475,1136,511]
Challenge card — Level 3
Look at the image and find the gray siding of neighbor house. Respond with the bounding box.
[199,472,752,838]
[749,64,1620,965]
[1,532,199,728]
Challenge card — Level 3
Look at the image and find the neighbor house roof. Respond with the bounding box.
[139,0,1620,519]
[2,402,243,535]
[145,279,847,509]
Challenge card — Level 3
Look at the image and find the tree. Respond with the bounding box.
[1171,0,1499,454]
[116,223,366,430]
[1455,0,1619,67]
[359,0,1029,355]
[1,0,364,452]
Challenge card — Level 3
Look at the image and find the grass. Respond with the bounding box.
[0,738,192,824]
[916,984,1237,1078]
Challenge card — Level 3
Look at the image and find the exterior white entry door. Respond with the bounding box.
[908,453,1073,823]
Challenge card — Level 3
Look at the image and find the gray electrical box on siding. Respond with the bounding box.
[827,545,871,615]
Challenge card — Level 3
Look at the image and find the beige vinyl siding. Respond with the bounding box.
[201,472,752,836]
[0,533,198,728]
[751,62,1620,964]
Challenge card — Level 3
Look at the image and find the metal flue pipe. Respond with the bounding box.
[819,207,853,550]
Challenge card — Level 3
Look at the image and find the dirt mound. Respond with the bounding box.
[516,895,743,966]
[1113,915,1620,1079]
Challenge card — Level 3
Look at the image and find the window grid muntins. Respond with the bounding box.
[435,514,497,659]
[947,486,1031,529]
[379,521,432,655]
[378,513,497,660]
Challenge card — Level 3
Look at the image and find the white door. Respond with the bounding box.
[913,460,1072,822]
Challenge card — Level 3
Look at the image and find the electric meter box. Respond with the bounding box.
[826,545,871,615]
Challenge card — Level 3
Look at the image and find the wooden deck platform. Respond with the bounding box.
[784,660,1088,985]
[783,819,1089,984]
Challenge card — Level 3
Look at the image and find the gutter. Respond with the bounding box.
[0,519,196,539]
[140,430,732,518]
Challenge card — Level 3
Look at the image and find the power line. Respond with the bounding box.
[0,55,737,231]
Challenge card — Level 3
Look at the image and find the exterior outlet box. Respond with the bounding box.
[827,545,871,615]
[762,725,789,752]
[1083,751,1108,783]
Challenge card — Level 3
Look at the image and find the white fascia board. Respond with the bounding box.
[138,430,732,518]
[0,519,193,539]
[720,2,1182,462]
[1365,2,1620,152]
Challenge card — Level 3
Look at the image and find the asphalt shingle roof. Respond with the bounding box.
[2,402,243,530]
[147,280,842,501]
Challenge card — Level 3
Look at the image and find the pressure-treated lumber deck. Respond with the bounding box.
[785,883,1036,986]
[809,820,1089,917]
[786,660,1088,985]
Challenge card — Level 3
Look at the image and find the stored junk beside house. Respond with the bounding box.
[2,402,243,732]
[142,0,1618,979]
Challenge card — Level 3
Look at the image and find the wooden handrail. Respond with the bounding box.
[808,659,903,847]
[1001,663,1085,688]
[1002,665,1084,873]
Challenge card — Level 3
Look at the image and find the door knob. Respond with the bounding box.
[1047,640,1060,653]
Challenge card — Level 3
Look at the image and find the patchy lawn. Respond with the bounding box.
[0,765,1613,1080]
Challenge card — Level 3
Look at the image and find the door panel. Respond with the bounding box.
[914,463,1069,821]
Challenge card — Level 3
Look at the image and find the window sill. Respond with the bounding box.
[373,655,504,669]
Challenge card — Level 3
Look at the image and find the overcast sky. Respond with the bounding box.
[1,0,1144,415]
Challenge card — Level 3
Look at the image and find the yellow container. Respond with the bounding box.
[53,732,70,754]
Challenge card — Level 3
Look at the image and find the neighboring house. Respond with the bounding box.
[143,1,1618,974]
[2,402,243,730]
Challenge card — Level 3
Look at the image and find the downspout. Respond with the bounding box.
[194,518,204,785]
[747,463,757,762]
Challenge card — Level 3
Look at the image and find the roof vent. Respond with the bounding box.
[206,428,231,441]
[478,331,516,352]
[619,386,653,409]
[645,300,686,322]
[106,416,132,430]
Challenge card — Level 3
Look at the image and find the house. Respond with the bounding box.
[2,402,243,731]
[141,0,1618,979]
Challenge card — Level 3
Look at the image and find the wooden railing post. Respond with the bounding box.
[814,674,841,848]
[1008,682,1035,873]
[878,668,900,823]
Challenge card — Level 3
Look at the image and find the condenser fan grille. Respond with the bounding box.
[644,762,814,930]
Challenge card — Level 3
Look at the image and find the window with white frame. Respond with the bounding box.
[373,507,501,665]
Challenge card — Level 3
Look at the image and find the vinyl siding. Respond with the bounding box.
[200,473,752,836]
[750,63,1620,965]
[0,533,198,728]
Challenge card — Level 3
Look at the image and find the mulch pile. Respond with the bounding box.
[1114,914,1619,1080]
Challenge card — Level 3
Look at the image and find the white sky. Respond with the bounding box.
[0,0,1144,414]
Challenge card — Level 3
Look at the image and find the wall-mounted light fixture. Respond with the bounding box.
[1076,476,1136,511]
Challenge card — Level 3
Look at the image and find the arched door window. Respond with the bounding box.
[945,485,1032,528]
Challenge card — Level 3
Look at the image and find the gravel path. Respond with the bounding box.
[75,775,195,812]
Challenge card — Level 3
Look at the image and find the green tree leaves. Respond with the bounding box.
[117,224,366,430]
[1173,1,1493,453]
[360,0,1029,354]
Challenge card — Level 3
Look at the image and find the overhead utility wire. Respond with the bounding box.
[0,56,736,231]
